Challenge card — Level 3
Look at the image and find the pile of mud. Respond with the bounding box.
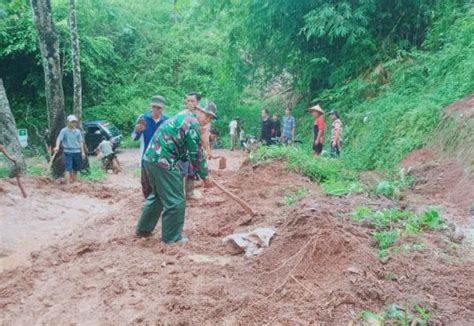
[401,149,474,220]
[1,160,473,324]
[429,92,474,173]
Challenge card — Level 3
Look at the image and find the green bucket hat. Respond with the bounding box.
[197,99,217,119]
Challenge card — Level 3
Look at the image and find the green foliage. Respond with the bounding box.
[352,205,374,221]
[0,166,9,178]
[384,273,398,281]
[321,9,474,170]
[374,230,399,253]
[1,0,243,136]
[282,187,310,206]
[375,168,414,199]
[353,206,443,257]
[26,163,46,176]
[375,180,399,199]
[359,310,383,323]
[79,159,106,182]
[216,0,444,91]
[121,135,140,149]
[321,179,363,196]
[360,304,431,325]
[251,145,362,196]
[1,0,473,177]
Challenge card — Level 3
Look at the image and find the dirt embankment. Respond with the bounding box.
[429,92,474,173]
[1,149,473,324]
[400,94,474,245]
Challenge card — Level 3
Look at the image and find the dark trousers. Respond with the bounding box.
[331,144,341,157]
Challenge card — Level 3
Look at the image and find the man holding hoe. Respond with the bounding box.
[0,144,16,164]
[135,101,216,243]
[54,115,86,184]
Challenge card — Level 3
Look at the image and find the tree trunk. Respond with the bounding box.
[68,0,90,173]
[0,79,26,176]
[69,0,82,121]
[30,0,66,177]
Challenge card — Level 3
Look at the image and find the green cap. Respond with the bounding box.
[150,95,165,107]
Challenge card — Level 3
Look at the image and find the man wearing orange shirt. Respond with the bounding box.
[308,105,325,156]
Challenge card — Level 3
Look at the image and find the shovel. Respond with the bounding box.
[210,178,256,216]
[0,146,27,198]
[48,151,58,171]
[13,161,27,198]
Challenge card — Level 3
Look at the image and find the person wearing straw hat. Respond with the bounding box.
[54,115,86,184]
[135,100,216,243]
[308,105,326,156]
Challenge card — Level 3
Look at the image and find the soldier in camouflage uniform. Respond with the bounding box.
[183,92,201,199]
[135,101,216,243]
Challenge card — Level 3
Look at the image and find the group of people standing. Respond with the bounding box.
[227,107,297,150]
[257,104,342,157]
[260,108,296,145]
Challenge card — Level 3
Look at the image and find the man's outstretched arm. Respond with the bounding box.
[0,144,16,162]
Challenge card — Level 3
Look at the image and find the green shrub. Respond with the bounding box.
[121,135,140,149]
[352,207,443,257]
[360,303,431,325]
[374,230,399,251]
[282,187,310,206]
[376,181,397,198]
[79,159,107,182]
[251,145,362,196]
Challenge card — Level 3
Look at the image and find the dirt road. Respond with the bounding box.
[1,148,473,324]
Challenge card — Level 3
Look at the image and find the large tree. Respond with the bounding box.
[30,0,66,177]
[69,0,82,121]
[0,79,26,176]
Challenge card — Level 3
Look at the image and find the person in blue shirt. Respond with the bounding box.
[132,95,168,198]
[54,115,86,184]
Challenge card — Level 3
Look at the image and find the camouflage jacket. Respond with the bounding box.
[143,110,208,179]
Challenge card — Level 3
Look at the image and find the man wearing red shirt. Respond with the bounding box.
[308,105,325,156]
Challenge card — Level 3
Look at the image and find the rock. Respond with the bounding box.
[450,230,465,244]
[347,266,362,274]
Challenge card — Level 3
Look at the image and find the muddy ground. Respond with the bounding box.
[1,148,473,325]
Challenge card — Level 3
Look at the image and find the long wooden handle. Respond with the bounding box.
[211,178,256,216]
[48,151,57,170]
[13,162,27,198]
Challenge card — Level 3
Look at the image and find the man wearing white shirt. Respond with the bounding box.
[229,117,238,151]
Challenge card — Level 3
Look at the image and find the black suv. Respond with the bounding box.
[84,120,123,154]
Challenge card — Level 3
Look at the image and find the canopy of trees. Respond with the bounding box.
[1,0,473,170]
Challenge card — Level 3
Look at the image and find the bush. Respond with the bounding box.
[251,145,363,196]
[352,206,444,257]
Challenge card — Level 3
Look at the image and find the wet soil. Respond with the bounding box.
[1,148,473,324]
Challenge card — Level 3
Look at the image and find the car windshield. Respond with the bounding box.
[102,122,120,137]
